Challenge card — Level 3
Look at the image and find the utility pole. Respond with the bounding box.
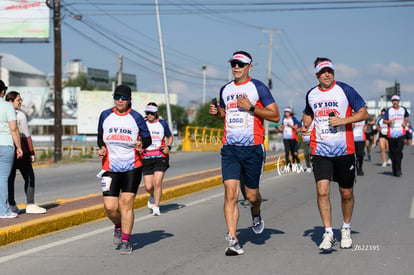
[52,0,62,163]
[117,54,123,85]
[155,0,173,134]
[202,65,207,104]
[262,29,281,150]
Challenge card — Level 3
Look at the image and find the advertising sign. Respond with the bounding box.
[0,1,50,40]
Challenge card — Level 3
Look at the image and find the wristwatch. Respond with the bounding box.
[249,105,255,113]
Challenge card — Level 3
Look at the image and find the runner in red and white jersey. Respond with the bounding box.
[97,85,151,255]
[142,102,173,216]
[210,51,280,256]
[383,95,409,177]
[302,57,369,251]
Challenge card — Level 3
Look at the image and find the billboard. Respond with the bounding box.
[9,86,79,126]
[0,1,50,41]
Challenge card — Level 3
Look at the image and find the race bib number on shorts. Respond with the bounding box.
[101,176,112,192]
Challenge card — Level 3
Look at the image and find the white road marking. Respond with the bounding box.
[410,196,414,219]
[0,192,224,263]
[0,173,282,263]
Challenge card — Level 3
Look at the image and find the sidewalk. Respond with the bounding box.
[0,153,285,246]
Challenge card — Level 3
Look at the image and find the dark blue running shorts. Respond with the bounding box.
[221,145,265,189]
[311,154,356,189]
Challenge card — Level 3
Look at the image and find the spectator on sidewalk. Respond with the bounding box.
[6,91,46,214]
[0,80,23,219]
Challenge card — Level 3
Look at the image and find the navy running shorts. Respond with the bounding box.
[311,154,356,189]
[102,167,142,196]
[142,157,170,175]
[221,144,265,189]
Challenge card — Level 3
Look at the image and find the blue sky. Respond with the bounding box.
[1,1,413,114]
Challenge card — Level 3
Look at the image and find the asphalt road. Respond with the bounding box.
[1,146,414,274]
[12,150,280,205]
[12,151,223,204]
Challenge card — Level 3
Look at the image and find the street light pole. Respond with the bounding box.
[53,0,62,162]
[154,0,173,132]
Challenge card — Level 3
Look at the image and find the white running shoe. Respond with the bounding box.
[147,196,155,210]
[225,233,244,256]
[152,206,160,216]
[319,232,336,250]
[340,228,353,249]
[386,158,392,165]
[0,212,18,219]
[306,167,313,173]
[26,204,46,214]
[381,162,387,167]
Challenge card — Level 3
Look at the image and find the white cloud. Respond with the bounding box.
[169,80,189,94]
[372,79,394,92]
[335,64,359,80]
[403,83,414,94]
[368,62,414,78]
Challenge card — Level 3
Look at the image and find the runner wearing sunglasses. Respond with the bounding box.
[142,102,173,216]
[209,50,280,256]
[97,84,151,255]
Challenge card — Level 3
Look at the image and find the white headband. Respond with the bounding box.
[229,54,252,64]
[315,61,335,74]
[145,105,158,113]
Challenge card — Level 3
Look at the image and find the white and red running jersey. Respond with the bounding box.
[282,116,300,140]
[353,120,366,142]
[304,80,366,157]
[143,119,172,159]
[98,107,150,172]
[376,115,389,136]
[384,106,409,138]
[219,77,276,146]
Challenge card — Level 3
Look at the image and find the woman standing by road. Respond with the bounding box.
[0,81,23,218]
[97,85,151,254]
[6,91,46,214]
[142,102,173,216]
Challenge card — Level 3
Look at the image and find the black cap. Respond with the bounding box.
[0,80,7,92]
[114,84,131,98]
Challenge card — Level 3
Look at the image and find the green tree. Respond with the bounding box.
[63,73,94,90]
[158,104,189,135]
[191,102,224,129]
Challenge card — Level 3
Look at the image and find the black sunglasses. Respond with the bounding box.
[114,94,130,100]
[317,68,334,75]
[145,112,156,115]
[230,61,249,68]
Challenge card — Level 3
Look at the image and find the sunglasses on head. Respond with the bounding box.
[230,60,249,68]
[145,112,156,115]
[114,94,130,100]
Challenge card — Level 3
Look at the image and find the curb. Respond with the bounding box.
[0,154,302,246]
